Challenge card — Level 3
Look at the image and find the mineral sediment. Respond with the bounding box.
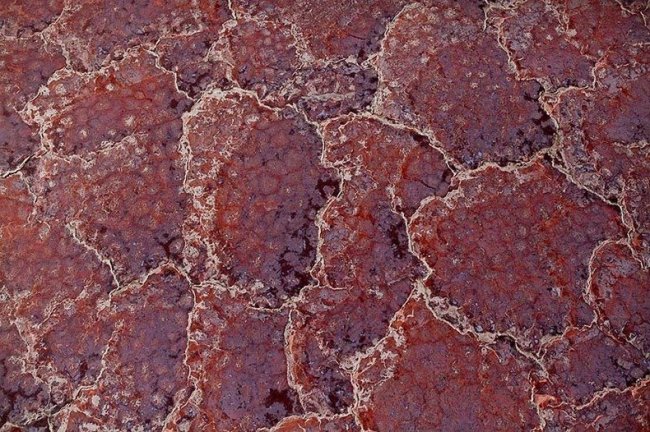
[1,1,648,431]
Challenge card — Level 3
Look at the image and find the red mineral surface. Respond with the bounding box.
[24,49,191,156]
[285,117,450,413]
[20,51,191,286]
[53,268,193,431]
[30,134,188,285]
[168,286,301,431]
[0,175,115,427]
[354,296,540,431]
[0,0,64,38]
[1,1,648,431]
[542,381,650,432]
[411,161,623,351]
[183,91,337,307]
[533,326,648,407]
[221,18,299,99]
[231,0,409,61]
[267,413,359,432]
[590,242,650,352]
[153,0,232,99]
[488,0,594,90]
[42,0,224,72]
[551,52,650,264]
[375,1,556,168]
[156,29,231,99]
[264,63,379,121]
[0,35,65,173]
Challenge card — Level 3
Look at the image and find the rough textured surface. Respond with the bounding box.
[0,35,65,173]
[0,0,64,38]
[354,297,540,431]
[53,268,193,431]
[551,56,650,265]
[375,1,556,168]
[542,382,650,432]
[488,1,594,90]
[168,287,301,431]
[590,242,650,353]
[0,175,115,427]
[266,414,359,432]
[534,326,648,407]
[265,63,379,122]
[24,50,191,156]
[412,161,623,351]
[42,0,227,72]
[18,50,191,286]
[285,117,450,414]
[183,92,337,308]
[154,1,232,99]
[1,1,648,431]
[31,135,188,285]
[231,0,409,61]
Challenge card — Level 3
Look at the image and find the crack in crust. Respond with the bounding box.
[1,1,648,430]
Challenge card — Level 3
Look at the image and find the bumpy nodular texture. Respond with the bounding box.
[1,1,648,431]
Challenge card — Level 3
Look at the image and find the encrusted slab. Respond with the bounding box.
[53,269,193,431]
[411,161,623,350]
[534,325,648,407]
[182,91,337,308]
[375,1,556,167]
[168,287,301,431]
[354,297,540,431]
[590,242,650,352]
[285,117,450,413]
[0,35,65,173]
[1,175,114,427]
[1,1,648,431]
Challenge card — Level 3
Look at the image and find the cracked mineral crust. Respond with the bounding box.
[354,296,540,431]
[411,161,624,350]
[1,1,649,431]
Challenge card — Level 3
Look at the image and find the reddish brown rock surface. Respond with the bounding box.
[488,1,594,90]
[53,268,193,431]
[19,49,191,286]
[0,175,115,427]
[182,91,337,308]
[590,242,650,352]
[231,0,409,61]
[168,286,301,431]
[551,56,650,265]
[375,1,556,168]
[267,413,359,432]
[264,63,379,121]
[412,161,623,350]
[0,0,64,38]
[1,1,648,431]
[42,0,227,72]
[285,118,450,414]
[354,296,540,431]
[534,326,648,407]
[0,34,65,173]
[24,49,191,156]
[30,134,188,285]
[542,381,650,432]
